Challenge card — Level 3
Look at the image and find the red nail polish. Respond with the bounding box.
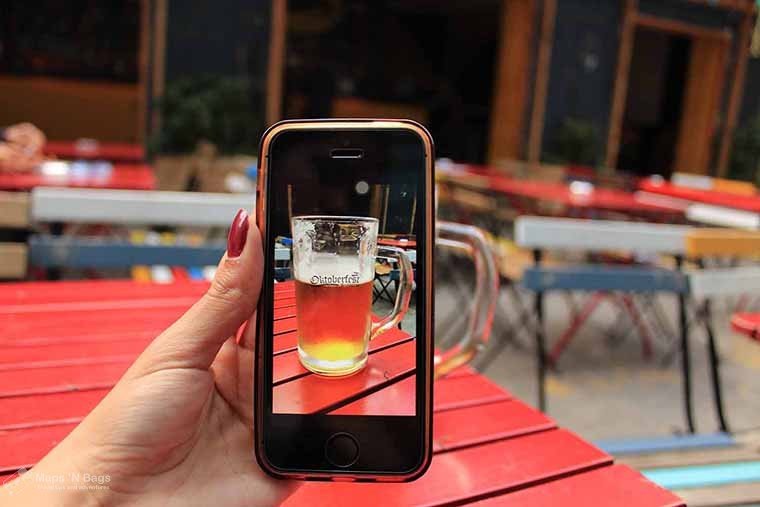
[227,209,249,258]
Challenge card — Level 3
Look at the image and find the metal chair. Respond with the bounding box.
[515,216,697,432]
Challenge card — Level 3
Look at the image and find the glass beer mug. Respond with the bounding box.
[292,216,413,376]
[291,215,499,379]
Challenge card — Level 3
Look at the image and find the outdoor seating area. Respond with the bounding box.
[2,0,760,505]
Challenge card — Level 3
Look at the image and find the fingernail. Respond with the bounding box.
[227,209,249,258]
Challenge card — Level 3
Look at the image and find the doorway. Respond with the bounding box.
[617,28,690,176]
[282,0,501,162]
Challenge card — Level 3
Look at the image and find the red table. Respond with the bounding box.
[378,237,417,249]
[442,166,683,220]
[0,279,682,506]
[0,163,156,191]
[44,141,145,163]
[730,313,760,343]
[640,177,760,214]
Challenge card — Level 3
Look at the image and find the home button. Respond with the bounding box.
[325,433,360,468]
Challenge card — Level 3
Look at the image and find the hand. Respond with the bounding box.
[3,122,46,155]
[2,209,296,506]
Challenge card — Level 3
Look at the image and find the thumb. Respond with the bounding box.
[134,209,263,373]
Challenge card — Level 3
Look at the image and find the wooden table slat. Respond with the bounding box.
[283,429,612,507]
[274,340,416,414]
[471,463,685,506]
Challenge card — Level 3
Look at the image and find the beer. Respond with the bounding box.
[291,215,411,376]
[295,280,373,376]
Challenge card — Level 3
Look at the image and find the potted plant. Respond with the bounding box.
[149,76,260,192]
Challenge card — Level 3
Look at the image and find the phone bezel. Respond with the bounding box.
[254,119,434,481]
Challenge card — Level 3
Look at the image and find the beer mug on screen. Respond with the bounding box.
[291,216,412,376]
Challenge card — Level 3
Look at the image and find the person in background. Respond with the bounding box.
[0,122,47,171]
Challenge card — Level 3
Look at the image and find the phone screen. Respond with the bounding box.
[265,128,426,418]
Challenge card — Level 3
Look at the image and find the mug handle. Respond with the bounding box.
[369,246,414,340]
[434,221,499,379]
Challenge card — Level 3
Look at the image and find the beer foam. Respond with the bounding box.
[292,253,374,285]
[291,216,378,286]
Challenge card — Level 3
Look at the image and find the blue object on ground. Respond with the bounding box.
[188,267,205,280]
[642,460,760,490]
[245,164,257,181]
[595,432,735,455]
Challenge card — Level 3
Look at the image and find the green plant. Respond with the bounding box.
[543,117,600,167]
[728,116,760,184]
[150,76,260,155]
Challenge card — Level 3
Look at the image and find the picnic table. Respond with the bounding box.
[44,140,145,163]
[0,163,156,191]
[640,177,760,214]
[439,165,684,220]
[0,279,682,505]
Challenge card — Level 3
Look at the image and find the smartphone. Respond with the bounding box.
[254,119,434,481]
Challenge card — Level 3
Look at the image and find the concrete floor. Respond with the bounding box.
[436,284,760,443]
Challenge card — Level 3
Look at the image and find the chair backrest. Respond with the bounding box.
[514,216,691,255]
[685,229,760,258]
[685,204,760,230]
[31,187,254,226]
[27,187,258,270]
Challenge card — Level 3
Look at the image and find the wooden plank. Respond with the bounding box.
[273,340,416,414]
[605,0,637,170]
[0,296,198,315]
[675,481,760,507]
[150,0,168,136]
[0,389,107,430]
[432,399,554,452]
[0,243,27,279]
[673,34,729,175]
[329,374,417,416]
[0,279,209,305]
[0,278,292,305]
[514,216,691,254]
[487,0,536,164]
[43,141,145,163]
[0,423,78,473]
[526,0,556,168]
[283,429,611,507]
[137,0,149,144]
[0,191,29,228]
[0,361,131,398]
[0,164,155,191]
[0,370,514,472]
[0,339,150,368]
[640,178,760,212]
[434,373,513,411]
[471,464,684,507]
[30,187,254,226]
[1,307,185,340]
[635,13,733,41]
[686,203,760,230]
[27,236,227,268]
[717,9,755,176]
[265,0,286,126]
